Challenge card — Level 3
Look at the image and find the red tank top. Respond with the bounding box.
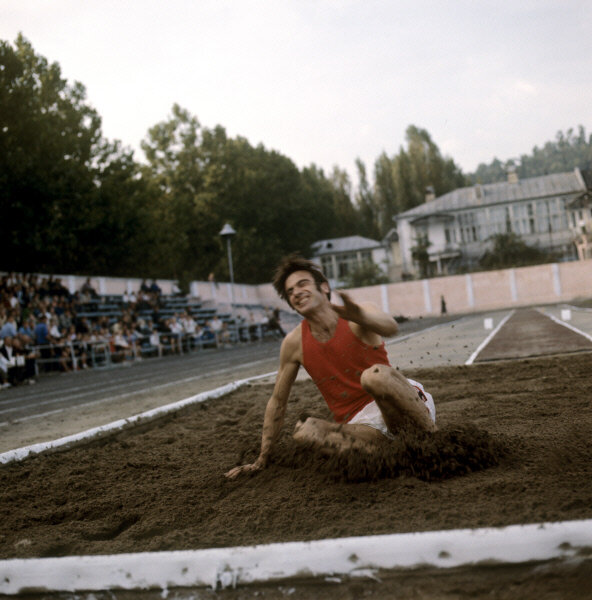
[301,318,390,423]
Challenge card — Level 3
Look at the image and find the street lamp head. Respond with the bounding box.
[219,223,236,238]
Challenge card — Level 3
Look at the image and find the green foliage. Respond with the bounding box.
[140,105,361,283]
[341,261,389,289]
[0,34,100,271]
[479,233,555,269]
[0,35,155,277]
[469,126,592,184]
[369,126,466,235]
[410,233,432,279]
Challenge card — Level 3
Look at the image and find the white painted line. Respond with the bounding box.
[541,309,592,343]
[0,371,277,465]
[465,311,515,365]
[1,519,590,595]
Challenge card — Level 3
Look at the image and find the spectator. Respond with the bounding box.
[59,307,74,332]
[0,311,18,339]
[200,321,216,348]
[80,277,98,298]
[180,311,197,350]
[149,279,162,297]
[111,323,133,361]
[15,337,37,384]
[247,312,260,341]
[209,315,223,347]
[0,337,14,388]
[167,316,184,354]
[219,321,232,348]
[122,290,137,308]
[48,317,63,343]
[18,316,36,346]
[33,315,50,364]
[72,328,90,370]
[148,325,162,358]
[267,307,286,338]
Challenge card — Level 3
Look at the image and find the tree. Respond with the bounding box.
[479,233,555,269]
[0,34,102,272]
[468,126,592,184]
[0,34,153,277]
[141,105,365,283]
[411,233,431,279]
[370,126,465,236]
[354,158,380,238]
[341,261,389,288]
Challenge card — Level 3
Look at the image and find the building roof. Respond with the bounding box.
[311,235,383,256]
[395,169,587,220]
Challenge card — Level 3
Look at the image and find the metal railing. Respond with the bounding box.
[27,323,283,374]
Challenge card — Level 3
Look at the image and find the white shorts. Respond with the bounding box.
[348,378,436,439]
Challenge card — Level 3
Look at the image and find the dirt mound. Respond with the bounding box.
[272,423,505,483]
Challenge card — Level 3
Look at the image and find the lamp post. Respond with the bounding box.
[219,223,236,307]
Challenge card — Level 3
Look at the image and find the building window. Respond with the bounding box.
[321,256,334,279]
[336,252,358,278]
[505,207,512,233]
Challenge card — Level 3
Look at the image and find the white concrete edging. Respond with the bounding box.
[0,372,277,465]
[1,519,590,594]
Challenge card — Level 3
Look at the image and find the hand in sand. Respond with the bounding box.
[225,457,266,479]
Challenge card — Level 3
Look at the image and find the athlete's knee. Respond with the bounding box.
[361,363,404,394]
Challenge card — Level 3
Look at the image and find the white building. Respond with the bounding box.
[394,168,591,278]
[311,235,391,288]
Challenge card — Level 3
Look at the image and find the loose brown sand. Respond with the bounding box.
[1,308,591,598]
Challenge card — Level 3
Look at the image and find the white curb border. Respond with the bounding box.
[1,520,590,595]
[0,371,277,465]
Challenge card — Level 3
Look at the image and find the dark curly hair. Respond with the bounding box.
[272,254,331,307]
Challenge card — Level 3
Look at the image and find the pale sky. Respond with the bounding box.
[2,0,592,183]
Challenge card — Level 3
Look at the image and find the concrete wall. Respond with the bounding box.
[17,258,591,318]
[346,259,592,318]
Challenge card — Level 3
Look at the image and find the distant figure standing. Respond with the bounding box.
[440,295,447,315]
[267,307,286,338]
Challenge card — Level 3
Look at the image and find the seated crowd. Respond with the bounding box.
[0,273,285,389]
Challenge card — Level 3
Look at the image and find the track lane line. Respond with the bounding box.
[539,308,592,342]
[465,311,515,365]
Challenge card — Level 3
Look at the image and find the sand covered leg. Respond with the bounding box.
[361,364,437,433]
[293,416,384,454]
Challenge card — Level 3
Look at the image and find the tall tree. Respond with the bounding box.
[370,126,465,235]
[0,34,153,277]
[355,158,380,238]
[373,152,400,233]
[0,34,101,272]
[328,166,359,237]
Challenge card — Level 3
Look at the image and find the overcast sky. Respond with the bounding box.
[2,0,591,182]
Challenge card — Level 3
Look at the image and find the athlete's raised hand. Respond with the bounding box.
[330,291,364,323]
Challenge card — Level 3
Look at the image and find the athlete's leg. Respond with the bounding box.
[293,416,385,454]
[360,364,437,433]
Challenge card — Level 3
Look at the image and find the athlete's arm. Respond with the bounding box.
[225,329,300,479]
[331,291,398,339]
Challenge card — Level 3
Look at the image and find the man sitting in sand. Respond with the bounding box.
[225,255,436,478]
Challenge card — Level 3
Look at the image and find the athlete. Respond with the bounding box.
[225,255,436,479]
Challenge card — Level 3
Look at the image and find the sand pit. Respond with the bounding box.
[1,308,591,598]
